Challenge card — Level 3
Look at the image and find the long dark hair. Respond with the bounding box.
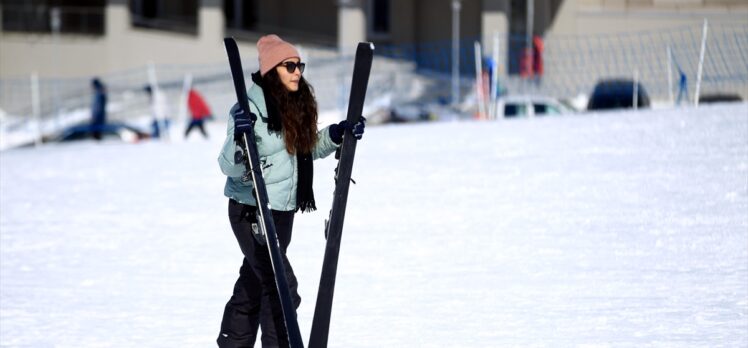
[263,69,318,155]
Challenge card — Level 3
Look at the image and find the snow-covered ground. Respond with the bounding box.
[1,103,747,347]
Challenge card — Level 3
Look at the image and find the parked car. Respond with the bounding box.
[389,102,432,123]
[55,122,149,142]
[587,79,650,111]
[388,99,462,123]
[498,95,574,118]
[699,93,743,104]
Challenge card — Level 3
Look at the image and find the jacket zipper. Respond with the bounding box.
[286,156,296,209]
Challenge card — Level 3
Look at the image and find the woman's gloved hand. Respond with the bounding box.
[329,116,366,144]
[232,105,256,141]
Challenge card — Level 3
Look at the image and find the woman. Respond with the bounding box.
[217,34,365,348]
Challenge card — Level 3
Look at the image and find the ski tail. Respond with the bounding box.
[223,38,251,123]
[309,42,374,348]
[223,37,305,348]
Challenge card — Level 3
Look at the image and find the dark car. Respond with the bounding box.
[587,79,650,111]
[56,122,149,142]
[389,102,431,123]
[699,93,742,104]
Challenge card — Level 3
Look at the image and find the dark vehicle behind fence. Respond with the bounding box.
[699,93,743,104]
[587,79,650,111]
[55,122,148,142]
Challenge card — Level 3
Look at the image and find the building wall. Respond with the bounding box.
[0,0,231,78]
[1,0,746,78]
[388,0,416,44]
[412,0,482,43]
[379,0,483,45]
[552,0,748,35]
[256,0,338,44]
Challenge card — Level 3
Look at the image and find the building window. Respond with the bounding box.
[224,0,257,32]
[130,0,198,35]
[368,0,390,40]
[1,0,105,35]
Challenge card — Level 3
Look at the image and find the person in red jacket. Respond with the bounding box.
[185,88,213,139]
[532,35,544,85]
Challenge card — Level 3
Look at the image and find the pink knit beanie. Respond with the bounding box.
[257,34,300,76]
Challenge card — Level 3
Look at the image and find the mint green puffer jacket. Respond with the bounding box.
[218,83,339,211]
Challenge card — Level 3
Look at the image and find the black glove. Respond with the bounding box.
[232,104,256,141]
[329,116,366,144]
[351,116,366,140]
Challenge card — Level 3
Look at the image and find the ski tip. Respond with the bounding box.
[357,42,375,52]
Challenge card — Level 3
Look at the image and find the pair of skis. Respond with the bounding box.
[223,38,373,348]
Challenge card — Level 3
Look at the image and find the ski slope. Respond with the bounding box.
[1,103,747,347]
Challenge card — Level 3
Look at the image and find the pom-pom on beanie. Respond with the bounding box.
[257,34,300,76]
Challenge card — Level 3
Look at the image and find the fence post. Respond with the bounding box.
[51,7,61,133]
[147,62,170,142]
[491,31,500,120]
[451,0,461,107]
[633,68,639,110]
[31,72,42,148]
[0,109,4,150]
[694,18,708,106]
[338,49,347,116]
[474,41,486,120]
[667,46,674,106]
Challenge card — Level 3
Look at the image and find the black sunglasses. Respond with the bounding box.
[280,61,305,74]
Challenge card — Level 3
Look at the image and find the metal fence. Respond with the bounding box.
[1,21,747,148]
[0,49,413,149]
[375,21,748,101]
[539,21,748,100]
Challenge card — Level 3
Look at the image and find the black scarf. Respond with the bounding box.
[252,72,316,213]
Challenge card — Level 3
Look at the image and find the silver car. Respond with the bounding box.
[497,95,575,118]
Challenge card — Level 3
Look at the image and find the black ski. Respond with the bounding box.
[223,37,304,348]
[309,42,374,348]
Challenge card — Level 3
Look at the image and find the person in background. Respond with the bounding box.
[90,78,107,140]
[185,88,212,139]
[532,34,544,86]
[216,34,366,348]
[144,85,170,139]
[676,68,689,105]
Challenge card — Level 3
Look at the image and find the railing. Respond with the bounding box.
[0,52,412,149]
[1,22,747,149]
[375,22,748,100]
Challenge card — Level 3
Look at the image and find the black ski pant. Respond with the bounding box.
[218,199,301,348]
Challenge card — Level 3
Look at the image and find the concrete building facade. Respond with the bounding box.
[1,0,746,78]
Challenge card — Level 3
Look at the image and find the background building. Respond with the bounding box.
[0,0,746,147]
[2,0,746,78]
